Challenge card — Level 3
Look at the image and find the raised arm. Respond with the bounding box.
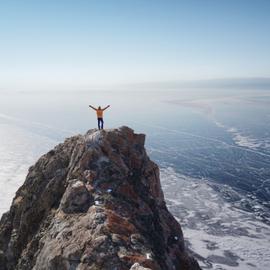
[89,105,97,111]
[103,105,110,110]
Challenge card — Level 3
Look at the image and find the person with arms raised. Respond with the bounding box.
[89,104,110,130]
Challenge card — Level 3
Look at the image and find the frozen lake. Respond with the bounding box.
[0,89,270,269]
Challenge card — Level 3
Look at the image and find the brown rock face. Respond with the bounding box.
[0,127,201,270]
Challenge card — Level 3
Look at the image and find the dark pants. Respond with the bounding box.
[97,118,104,130]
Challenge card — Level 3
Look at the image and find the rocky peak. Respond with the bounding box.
[0,126,200,270]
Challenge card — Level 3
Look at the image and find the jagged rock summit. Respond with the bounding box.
[0,126,201,270]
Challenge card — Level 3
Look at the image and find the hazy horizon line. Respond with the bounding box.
[1,77,270,93]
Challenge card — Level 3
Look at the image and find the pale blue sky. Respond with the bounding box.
[0,0,270,90]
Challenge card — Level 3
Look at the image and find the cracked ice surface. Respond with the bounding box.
[160,167,270,270]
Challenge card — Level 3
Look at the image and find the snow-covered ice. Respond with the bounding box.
[160,167,270,270]
[0,123,56,216]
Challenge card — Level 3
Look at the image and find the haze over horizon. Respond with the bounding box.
[1,0,270,91]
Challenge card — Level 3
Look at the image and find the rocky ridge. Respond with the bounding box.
[0,126,201,270]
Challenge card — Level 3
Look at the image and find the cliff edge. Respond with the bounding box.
[0,126,201,270]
